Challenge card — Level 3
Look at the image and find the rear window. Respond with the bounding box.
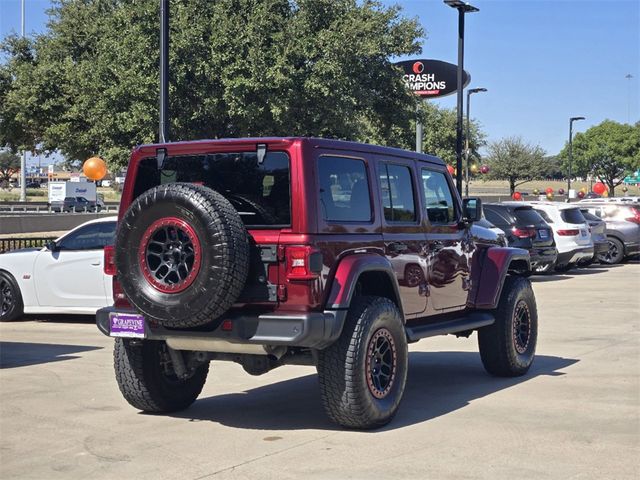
[534,209,553,223]
[561,208,586,224]
[580,210,600,222]
[514,207,546,225]
[133,152,291,227]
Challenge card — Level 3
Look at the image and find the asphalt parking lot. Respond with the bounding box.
[1,261,639,480]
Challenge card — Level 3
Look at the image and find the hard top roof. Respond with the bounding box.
[132,137,445,166]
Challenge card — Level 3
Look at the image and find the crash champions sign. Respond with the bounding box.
[395,59,470,98]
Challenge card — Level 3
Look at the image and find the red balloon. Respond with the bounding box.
[577,191,585,199]
[447,165,455,175]
[593,182,607,195]
[545,187,554,194]
[558,188,565,195]
[480,165,489,174]
[512,192,522,201]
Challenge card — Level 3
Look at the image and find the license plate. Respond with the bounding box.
[110,313,146,338]
[538,229,548,239]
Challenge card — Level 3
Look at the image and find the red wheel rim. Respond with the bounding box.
[138,217,202,293]
[365,328,397,399]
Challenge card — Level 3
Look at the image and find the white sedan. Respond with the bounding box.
[0,217,117,321]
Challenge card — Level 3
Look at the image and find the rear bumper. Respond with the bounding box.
[96,306,347,350]
[557,246,594,265]
[529,247,558,267]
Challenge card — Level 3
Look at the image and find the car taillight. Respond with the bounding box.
[557,229,579,236]
[112,278,131,308]
[512,227,536,239]
[625,207,640,224]
[286,246,323,280]
[104,245,116,275]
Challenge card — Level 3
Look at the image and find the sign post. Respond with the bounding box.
[395,59,470,155]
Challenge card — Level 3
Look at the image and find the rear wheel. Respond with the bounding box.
[478,276,537,377]
[0,271,23,322]
[317,296,408,429]
[598,237,624,265]
[114,339,209,413]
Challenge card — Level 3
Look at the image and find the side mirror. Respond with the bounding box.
[462,197,482,223]
[45,240,58,252]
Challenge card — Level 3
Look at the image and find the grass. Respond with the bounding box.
[0,187,122,202]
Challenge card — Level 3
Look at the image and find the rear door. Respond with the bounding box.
[34,222,115,309]
[420,168,470,311]
[377,159,427,315]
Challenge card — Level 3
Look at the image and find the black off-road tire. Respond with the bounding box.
[114,338,209,413]
[115,183,249,328]
[478,276,537,377]
[317,296,408,429]
[598,237,624,265]
[0,271,23,322]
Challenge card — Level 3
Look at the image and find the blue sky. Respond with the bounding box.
[1,0,639,162]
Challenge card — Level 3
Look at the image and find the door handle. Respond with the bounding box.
[91,262,101,266]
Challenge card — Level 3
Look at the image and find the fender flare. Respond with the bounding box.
[472,247,530,309]
[324,253,403,315]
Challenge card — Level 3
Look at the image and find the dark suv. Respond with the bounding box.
[483,203,557,273]
[97,138,537,429]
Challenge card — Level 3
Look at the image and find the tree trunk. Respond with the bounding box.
[509,178,515,195]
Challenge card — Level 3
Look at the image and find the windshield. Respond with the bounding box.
[133,152,291,227]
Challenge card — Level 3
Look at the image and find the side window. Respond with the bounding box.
[379,164,417,222]
[57,222,116,251]
[317,156,371,222]
[535,209,554,223]
[484,208,505,226]
[421,169,457,225]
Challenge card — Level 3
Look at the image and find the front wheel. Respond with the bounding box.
[317,296,408,429]
[478,276,537,377]
[598,237,624,265]
[0,271,24,322]
[114,339,209,413]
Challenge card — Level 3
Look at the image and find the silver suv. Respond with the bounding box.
[578,202,640,264]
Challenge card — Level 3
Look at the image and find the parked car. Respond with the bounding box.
[483,203,557,273]
[578,202,640,264]
[0,217,117,321]
[577,197,640,204]
[473,216,508,246]
[96,138,537,429]
[578,210,609,266]
[52,196,100,213]
[25,181,41,188]
[525,202,593,272]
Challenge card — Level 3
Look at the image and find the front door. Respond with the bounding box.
[420,168,471,311]
[378,160,427,315]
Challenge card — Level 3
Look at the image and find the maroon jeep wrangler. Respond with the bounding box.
[97,137,537,429]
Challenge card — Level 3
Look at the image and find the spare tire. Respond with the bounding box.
[115,183,249,328]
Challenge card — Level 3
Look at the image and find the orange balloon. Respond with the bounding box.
[83,157,107,181]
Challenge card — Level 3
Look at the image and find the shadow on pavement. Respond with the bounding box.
[0,341,102,369]
[530,275,572,283]
[21,314,96,324]
[170,352,578,431]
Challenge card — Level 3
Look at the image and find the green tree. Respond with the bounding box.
[416,101,485,166]
[484,136,548,195]
[559,120,640,196]
[0,0,423,169]
[0,151,20,184]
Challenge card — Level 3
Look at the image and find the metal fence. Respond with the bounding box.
[0,237,55,254]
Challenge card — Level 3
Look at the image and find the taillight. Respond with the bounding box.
[112,278,131,308]
[286,246,323,280]
[625,207,640,224]
[557,229,579,236]
[512,227,536,239]
[104,245,116,275]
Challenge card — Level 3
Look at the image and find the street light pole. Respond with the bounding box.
[416,103,423,153]
[19,0,27,202]
[465,87,487,197]
[445,1,479,196]
[568,116,585,202]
